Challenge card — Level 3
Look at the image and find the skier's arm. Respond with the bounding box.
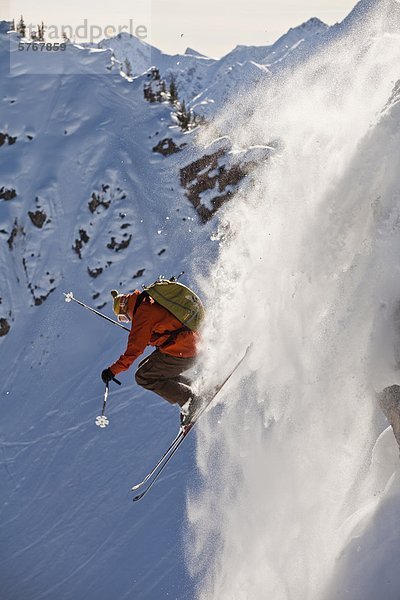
[109,306,153,375]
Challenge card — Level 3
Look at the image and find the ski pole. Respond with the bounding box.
[63,291,130,332]
[95,377,121,428]
[95,383,110,428]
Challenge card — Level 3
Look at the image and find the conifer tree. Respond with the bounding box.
[37,22,45,42]
[177,100,192,131]
[17,15,26,37]
[124,58,133,77]
[169,75,178,105]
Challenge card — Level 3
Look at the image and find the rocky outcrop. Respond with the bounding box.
[153,138,187,156]
[72,228,90,258]
[88,184,126,214]
[0,132,17,146]
[377,385,400,450]
[32,288,56,306]
[28,210,47,228]
[87,266,103,278]
[0,187,17,200]
[0,318,10,336]
[107,235,132,252]
[133,268,145,279]
[180,139,274,222]
[7,219,24,249]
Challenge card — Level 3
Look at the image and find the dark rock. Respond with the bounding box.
[72,228,90,258]
[0,318,10,336]
[28,210,47,228]
[0,187,17,201]
[133,268,145,279]
[180,148,259,222]
[33,288,56,306]
[377,385,400,449]
[87,266,103,278]
[7,219,24,250]
[0,133,17,146]
[88,192,110,214]
[107,235,132,252]
[153,138,187,156]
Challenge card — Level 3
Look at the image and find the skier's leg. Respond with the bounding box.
[135,349,196,407]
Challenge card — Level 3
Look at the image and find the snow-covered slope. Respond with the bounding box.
[92,17,330,117]
[0,25,213,600]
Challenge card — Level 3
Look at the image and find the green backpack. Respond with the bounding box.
[143,279,204,331]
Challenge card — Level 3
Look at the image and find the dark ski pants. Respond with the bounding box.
[135,349,196,407]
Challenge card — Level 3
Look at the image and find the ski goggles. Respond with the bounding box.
[117,295,131,323]
[117,313,130,323]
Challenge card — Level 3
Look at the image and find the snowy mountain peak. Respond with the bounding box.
[184,47,207,58]
[288,16,328,33]
[275,16,329,47]
[0,20,11,34]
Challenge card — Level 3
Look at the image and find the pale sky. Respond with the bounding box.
[2,0,357,57]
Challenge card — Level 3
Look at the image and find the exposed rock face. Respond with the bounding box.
[88,191,111,213]
[0,318,10,336]
[32,288,56,306]
[28,210,47,228]
[7,219,24,249]
[72,228,90,258]
[153,138,187,156]
[377,385,400,450]
[0,187,17,200]
[87,266,103,278]
[0,132,17,146]
[180,141,273,222]
[133,268,145,278]
[107,235,132,252]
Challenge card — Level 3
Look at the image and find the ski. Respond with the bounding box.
[132,427,191,502]
[131,343,252,502]
[131,428,185,491]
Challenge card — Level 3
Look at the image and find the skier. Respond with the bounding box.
[101,288,200,425]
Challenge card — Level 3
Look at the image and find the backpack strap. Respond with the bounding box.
[152,326,190,349]
[132,291,148,320]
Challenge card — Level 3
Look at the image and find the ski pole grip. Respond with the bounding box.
[112,376,122,386]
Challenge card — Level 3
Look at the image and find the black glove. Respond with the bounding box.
[101,368,114,384]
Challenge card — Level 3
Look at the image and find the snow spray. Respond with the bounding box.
[187,3,400,599]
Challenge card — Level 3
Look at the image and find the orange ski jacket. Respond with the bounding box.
[109,293,198,376]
